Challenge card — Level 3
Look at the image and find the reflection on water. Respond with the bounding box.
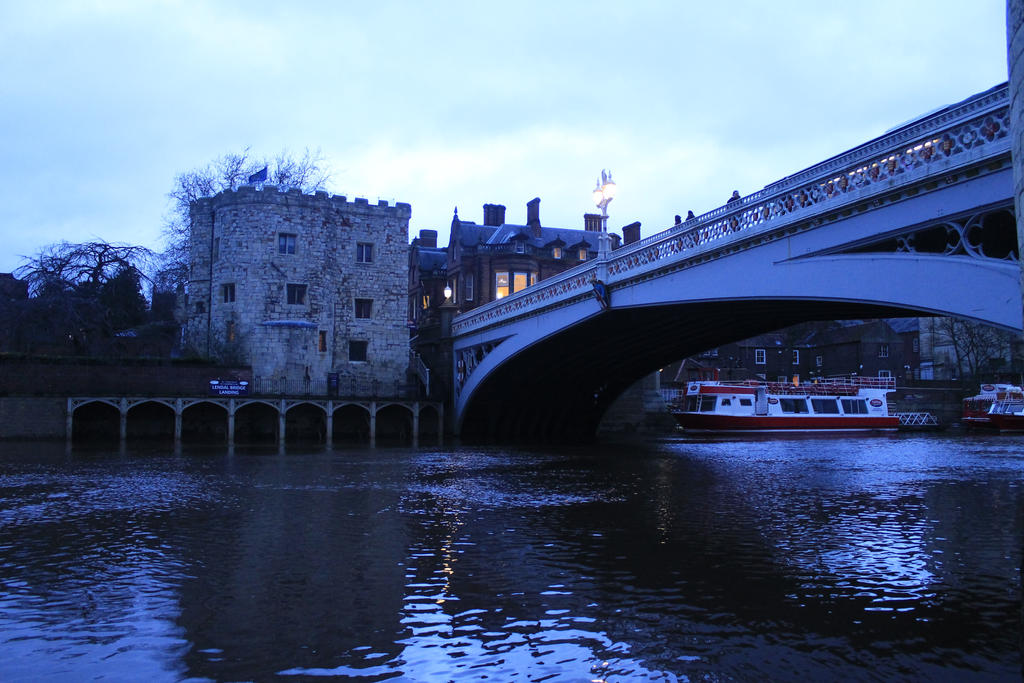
[0,435,1021,680]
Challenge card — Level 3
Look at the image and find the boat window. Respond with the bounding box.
[686,396,700,412]
[699,396,717,412]
[739,398,752,406]
[721,398,731,406]
[1002,402,1024,414]
[811,398,840,414]
[779,398,809,414]
[841,398,868,414]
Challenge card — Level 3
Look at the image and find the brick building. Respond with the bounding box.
[408,198,641,398]
[186,185,411,395]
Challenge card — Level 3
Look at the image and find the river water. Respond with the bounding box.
[0,433,1021,682]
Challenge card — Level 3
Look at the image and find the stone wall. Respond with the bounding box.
[0,398,66,439]
[187,185,411,395]
[1011,0,1024,319]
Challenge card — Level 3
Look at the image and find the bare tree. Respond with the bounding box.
[15,241,153,297]
[160,148,331,292]
[933,317,1015,382]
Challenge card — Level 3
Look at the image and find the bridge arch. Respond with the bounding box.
[125,400,175,442]
[181,401,228,444]
[71,400,120,442]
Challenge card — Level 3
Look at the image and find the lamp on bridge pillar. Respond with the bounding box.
[443,284,453,304]
[592,169,616,256]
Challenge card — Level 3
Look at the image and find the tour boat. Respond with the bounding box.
[665,376,899,433]
[961,383,1024,429]
[984,396,1024,432]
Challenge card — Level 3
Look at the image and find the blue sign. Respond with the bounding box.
[210,380,249,396]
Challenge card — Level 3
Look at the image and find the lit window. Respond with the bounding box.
[279,233,297,254]
[222,283,235,303]
[349,340,368,362]
[356,242,373,263]
[226,320,235,342]
[355,298,372,319]
[553,246,562,259]
[792,350,799,364]
[578,248,588,260]
[318,331,327,352]
[815,355,823,367]
[495,272,509,299]
[421,294,430,309]
[755,348,766,364]
[513,272,528,293]
[286,284,307,305]
[879,344,889,358]
[878,369,892,378]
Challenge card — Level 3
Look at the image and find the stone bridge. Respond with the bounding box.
[451,83,1022,440]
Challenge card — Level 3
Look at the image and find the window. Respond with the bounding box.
[286,284,307,305]
[356,242,374,263]
[878,370,892,378]
[779,398,809,414]
[355,298,373,319]
[318,331,327,352]
[912,337,920,353]
[195,300,205,314]
[279,233,297,255]
[739,398,753,407]
[552,246,562,259]
[494,271,536,299]
[226,320,235,342]
[349,340,368,362]
[699,395,716,412]
[811,398,840,414]
[515,241,525,254]
[815,355,823,367]
[777,376,789,383]
[792,350,800,364]
[421,294,430,309]
[513,272,528,293]
[879,343,889,358]
[464,274,474,301]
[578,248,588,260]
[755,349,766,365]
[222,283,235,303]
[841,398,868,414]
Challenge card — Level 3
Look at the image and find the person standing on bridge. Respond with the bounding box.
[727,190,741,203]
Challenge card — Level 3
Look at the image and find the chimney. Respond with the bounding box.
[482,203,506,226]
[417,229,437,248]
[584,213,603,232]
[527,197,541,237]
[622,221,641,245]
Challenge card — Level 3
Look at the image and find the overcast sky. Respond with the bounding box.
[0,0,1010,276]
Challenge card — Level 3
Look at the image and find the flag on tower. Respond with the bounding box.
[248,166,268,184]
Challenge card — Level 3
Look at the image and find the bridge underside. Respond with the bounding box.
[458,299,920,442]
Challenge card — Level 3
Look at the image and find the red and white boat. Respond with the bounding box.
[985,396,1024,432]
[961,383,1023,430]
[665,375,899,433]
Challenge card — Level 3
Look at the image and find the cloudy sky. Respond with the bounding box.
[0,0,1010,276]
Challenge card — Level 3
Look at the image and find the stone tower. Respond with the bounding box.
[185,185,412,395]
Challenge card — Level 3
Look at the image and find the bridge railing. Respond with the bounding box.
[452,83,1010,337]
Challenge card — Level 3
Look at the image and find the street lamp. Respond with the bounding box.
[592,169,616,256]
[443,284,453,303]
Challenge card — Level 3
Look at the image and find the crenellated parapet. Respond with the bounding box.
[190,183,411,218]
